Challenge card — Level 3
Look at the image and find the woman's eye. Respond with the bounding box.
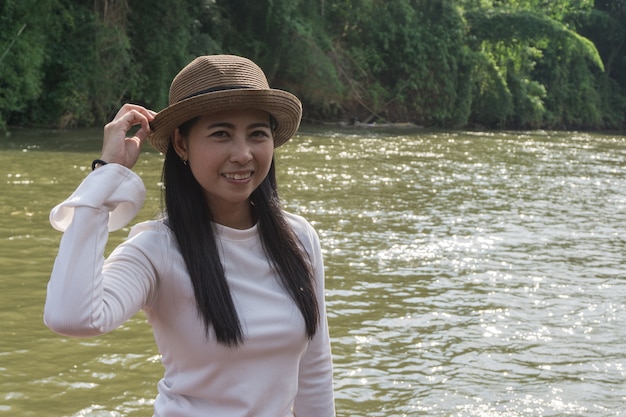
[210,130,229,138]
[251,130,270,138]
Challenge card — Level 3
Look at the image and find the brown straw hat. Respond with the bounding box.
[147,55,302,154]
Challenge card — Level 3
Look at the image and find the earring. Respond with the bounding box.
[182,158,188,166]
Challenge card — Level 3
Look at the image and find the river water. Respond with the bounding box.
[1,126,625,417]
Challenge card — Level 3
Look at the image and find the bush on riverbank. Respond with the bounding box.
[1,0,625,132]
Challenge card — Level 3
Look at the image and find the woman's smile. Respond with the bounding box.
[222,170,254,181]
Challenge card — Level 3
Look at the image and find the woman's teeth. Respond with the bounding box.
[223,172,251,180]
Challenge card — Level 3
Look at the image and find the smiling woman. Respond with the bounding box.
[42,55,336,417]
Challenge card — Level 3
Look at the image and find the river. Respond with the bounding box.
[1,126,625,416]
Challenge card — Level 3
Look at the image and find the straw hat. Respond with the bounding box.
[147,55,302,154]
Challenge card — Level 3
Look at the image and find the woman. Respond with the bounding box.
[44,55,335,417]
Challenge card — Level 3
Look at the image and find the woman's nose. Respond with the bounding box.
[229,137,253,163]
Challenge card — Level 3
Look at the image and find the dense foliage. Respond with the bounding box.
[1,0,625,132]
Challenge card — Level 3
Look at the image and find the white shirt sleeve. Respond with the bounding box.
[44,164,154,336]
[49,163,145,232]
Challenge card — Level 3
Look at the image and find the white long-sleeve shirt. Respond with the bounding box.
[44,164,335,417]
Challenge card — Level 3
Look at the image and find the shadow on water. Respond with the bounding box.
[1,128,104,152]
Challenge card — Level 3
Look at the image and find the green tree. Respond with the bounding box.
[326,0,471,126]
[0,0,51,131]
[126,0,212,112]
[3,0,134,129]
[573,0,626,128]
[204,0,342,122]
[466,7,605,128]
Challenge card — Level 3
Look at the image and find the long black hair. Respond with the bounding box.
[162,121,319,347]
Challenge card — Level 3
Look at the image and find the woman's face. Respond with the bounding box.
[173,108,274,226]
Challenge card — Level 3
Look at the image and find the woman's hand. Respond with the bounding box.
[100,104,157,169]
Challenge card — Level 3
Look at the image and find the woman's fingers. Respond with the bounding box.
[106,105,155,141]
[112,103,156,122]
[101,104,157,168]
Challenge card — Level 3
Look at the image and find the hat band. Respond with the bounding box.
[179,85,252,102]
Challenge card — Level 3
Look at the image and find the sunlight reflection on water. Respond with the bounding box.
[284,128,626,416]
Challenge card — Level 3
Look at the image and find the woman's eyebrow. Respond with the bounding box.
[248,122,272,129]
[206,122,271,129]
[207,122,235,129]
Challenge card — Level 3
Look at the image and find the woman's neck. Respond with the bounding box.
[209,200,256,230]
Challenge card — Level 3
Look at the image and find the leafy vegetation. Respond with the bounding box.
[1,0,624,132]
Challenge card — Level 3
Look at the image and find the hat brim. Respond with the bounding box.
[147,88,302,154]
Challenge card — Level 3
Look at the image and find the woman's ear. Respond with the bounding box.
[172,128,188,160]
